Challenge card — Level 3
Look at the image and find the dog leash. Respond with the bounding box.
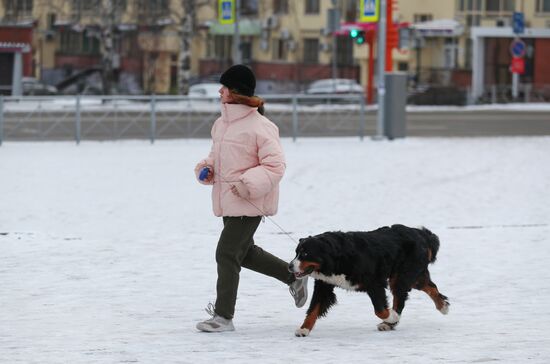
[212,172,299,245]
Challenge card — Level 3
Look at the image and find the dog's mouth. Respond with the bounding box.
[294,265,315,278]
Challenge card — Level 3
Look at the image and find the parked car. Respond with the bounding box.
[306,78,363,95]
[22,77,58,95]
[189,83,220,100]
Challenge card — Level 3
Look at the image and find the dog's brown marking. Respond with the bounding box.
[427,248,433,261]
[375,308,391,320]
[422,285,446,311]
[299,261,320,272]
[300,304,321,331]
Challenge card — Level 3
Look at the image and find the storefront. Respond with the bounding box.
[0,24,33,95]
[471,26,550,100]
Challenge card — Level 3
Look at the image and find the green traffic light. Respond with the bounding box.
[356,36,365,44]
[350,29,359,38]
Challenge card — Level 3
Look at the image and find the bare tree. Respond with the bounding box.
[178,0,194,95]
[173,0,210,95]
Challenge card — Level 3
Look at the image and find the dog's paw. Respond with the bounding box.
[439,300,450,315]
[377,321,398,331]
[295,327,310,337]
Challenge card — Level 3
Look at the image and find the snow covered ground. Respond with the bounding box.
[1,137,549,363]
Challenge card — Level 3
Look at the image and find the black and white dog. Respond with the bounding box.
[289,224,449,337]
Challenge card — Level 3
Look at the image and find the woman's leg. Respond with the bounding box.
[242,242,295,285]
[214,216,262,319]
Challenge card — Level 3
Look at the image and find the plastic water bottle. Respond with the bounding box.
[199,167,210,181]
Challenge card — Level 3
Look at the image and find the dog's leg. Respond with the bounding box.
[390,278,411,316]
[366,285,400,331]
[295,280,336,337]
[414,270,449,314]
[420,280,449,314]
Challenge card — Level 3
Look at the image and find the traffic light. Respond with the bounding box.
[349,29,365,45]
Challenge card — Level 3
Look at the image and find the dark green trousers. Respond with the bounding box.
[214,216,295,319]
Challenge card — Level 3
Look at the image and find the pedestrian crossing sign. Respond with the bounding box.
[218,0,235,25]
[360,0,379,22]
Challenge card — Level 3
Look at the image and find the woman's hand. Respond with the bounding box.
[230,185,240,197]
[203,169,214,183]
[198,166,214,183]
[230,182,249,199]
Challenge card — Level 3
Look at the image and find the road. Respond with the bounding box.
[1,106,549,141]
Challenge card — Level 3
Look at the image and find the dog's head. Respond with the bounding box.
[288,234,340,278]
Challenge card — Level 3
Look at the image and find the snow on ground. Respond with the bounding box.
[1,137,549,363]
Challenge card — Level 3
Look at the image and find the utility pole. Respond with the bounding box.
[330,0,340,80]
[375,0,387,139]
[233,0,241,64]
[178,0,194,95]
[101,0,116,94]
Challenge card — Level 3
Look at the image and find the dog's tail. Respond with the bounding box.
[421,227,440,263]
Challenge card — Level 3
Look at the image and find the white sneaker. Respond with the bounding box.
[289,276,308,308]
[196,304,235,333]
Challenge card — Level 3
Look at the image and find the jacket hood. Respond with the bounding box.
[221,103,257,122]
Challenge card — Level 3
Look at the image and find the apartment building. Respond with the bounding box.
[399,0,550,99]
[1,0,549,98]
[199,0,361,93]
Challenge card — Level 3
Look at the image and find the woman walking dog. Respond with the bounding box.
[195,64,307,332]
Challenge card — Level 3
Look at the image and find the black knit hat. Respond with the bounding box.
[219,64,256,97]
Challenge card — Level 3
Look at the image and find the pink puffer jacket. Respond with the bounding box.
[195,103,286,217]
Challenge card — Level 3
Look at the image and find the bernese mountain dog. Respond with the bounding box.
[288,224,449,337]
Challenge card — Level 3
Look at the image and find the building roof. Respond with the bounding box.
[411,19,464,37]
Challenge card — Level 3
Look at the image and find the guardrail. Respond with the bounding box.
[0,94,368,145]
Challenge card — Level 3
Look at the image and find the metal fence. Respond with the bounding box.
[0,94,369,145]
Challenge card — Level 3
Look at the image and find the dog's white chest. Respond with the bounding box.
[311,272,359,291]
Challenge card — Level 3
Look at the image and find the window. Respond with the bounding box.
[466,14,481,26]
[5,0,33,15]
[273,0,289,14]
[241,0,258,15]
[457,0,482,11]
[485,0,515,13]
[305,0,320,14]
[536,0,550,12]
[336,37,354,67]
[241,42,252,63]
[343,0,357,22]
[464,38,472,69]
[60,30,100,55]
[114,0,127,11]
[503,0,514,11]
[149,0,170,16]
[303,38,319,63]
[414,14,433,23]
[135,0,169,17]
[273,39,287,61]
[72,0,99,13]
[213,35,232,60]
[485,0,499,11]
[47,13,56,30]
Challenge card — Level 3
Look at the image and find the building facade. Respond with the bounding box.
[1,0,549,98]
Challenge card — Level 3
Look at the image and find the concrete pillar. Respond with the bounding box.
[471,35,485,101]
[11,52,23,96]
